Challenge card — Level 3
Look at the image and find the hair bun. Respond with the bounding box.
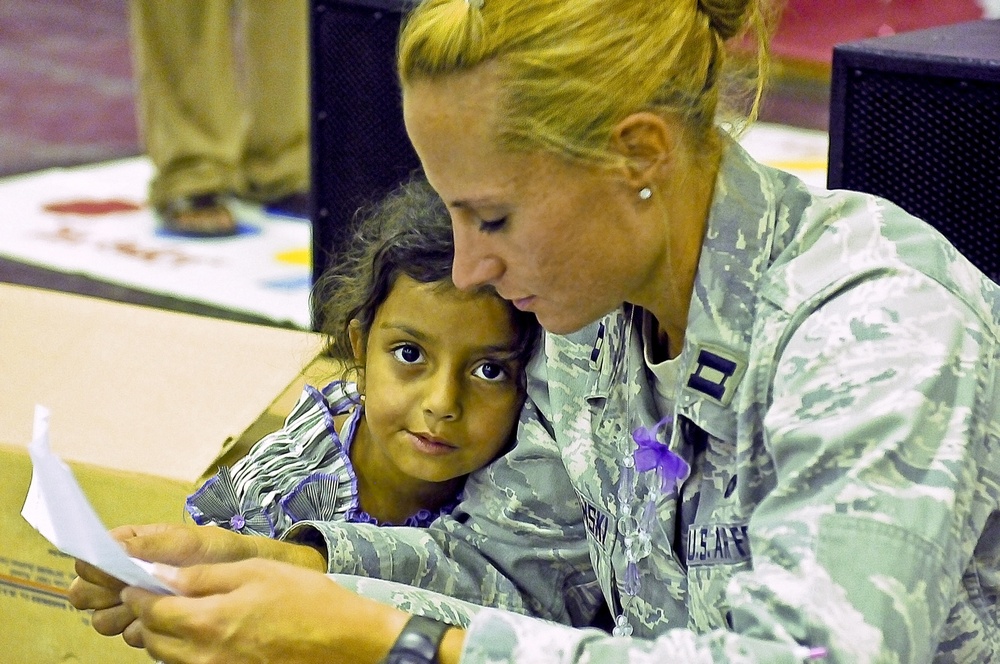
[697,0,751,41]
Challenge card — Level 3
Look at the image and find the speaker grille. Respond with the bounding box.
[310,0,421,326]
[837,67,1000,281]
[829,20,1000,285]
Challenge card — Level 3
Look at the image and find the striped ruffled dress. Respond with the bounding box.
[185,381,459,538]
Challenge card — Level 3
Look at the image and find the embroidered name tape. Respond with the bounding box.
[578,495,611,548]
[686,523,752,566]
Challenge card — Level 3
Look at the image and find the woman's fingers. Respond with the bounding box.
[68,568,125,610]
[73,558,126,591]
[121,615,147,649]
[119,559,393,664]
[90,603,139,638]
[120,570,249,664]
[120,561,253,635]
[121,523,257,566]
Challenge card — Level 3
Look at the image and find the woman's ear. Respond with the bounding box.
[610,112,675,189]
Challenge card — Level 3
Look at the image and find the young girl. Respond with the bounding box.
[186,177,539,537]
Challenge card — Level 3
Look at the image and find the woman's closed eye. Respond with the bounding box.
[478,217,507,234]
[391,343,425,365]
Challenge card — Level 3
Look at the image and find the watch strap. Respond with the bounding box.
[382,614,451,664]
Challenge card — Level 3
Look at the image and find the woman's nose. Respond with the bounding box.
[451,227,504,291]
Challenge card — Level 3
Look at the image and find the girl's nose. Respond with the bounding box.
[423,370,462,423]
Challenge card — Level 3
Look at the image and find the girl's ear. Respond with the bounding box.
[348,318,366,363]
[348,319,367,392]
[348,318,368,385]
[610,111,676,188]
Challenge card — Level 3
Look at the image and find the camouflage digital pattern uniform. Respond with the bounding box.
[286,138,1000,663]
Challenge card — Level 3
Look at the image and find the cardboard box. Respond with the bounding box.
[0,284,341,663]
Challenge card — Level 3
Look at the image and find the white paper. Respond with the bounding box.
[20,404,176,594]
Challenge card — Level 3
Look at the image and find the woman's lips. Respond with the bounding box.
[511,295,535,310]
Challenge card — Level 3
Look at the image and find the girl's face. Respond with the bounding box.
[403,64,668,335]
[351,275,525,485]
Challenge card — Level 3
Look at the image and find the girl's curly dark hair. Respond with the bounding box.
[310,176,540,384]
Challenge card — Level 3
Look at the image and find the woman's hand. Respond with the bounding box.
[121,558,411,664]
[68,523,327,646]
[69,554,135,641]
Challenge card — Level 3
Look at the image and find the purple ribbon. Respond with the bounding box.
[632,416,690,493]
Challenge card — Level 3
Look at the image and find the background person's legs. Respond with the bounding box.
[239,0,310,213]
[129,0,242,234]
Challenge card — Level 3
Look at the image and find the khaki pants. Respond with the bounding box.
[129,0,309,207]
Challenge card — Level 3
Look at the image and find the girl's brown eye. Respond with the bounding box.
[392,344,423,364]
[474,362,508,381]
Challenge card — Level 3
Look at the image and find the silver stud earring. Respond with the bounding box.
[638,187,652,201]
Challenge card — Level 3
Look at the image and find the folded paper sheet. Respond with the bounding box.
[20,405,176,594]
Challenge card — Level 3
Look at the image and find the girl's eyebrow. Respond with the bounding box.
[378,322,429,341]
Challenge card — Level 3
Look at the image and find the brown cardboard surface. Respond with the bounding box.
[0,284,340,663]
[0,448,193,663]
[0,284,325,481]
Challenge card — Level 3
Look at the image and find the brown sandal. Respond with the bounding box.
[156,193,238,237]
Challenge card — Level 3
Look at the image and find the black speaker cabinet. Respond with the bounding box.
[310,0,421,328]
[828,19,1000,284]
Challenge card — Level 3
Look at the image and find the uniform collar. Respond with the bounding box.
[586,138,780,440]
[674,137,778,438]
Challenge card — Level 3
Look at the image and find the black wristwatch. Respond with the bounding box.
[381,615,451,664]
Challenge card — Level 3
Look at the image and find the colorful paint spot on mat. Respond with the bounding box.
[262,275,312,290]
[43,199,143,215]
[274,247,310,266]
[155,223,261,240]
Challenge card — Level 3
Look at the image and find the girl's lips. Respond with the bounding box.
[408,431,456,455]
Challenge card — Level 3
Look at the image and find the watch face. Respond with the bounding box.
[384,616,447,664]
[386,643,434,664]
[387,653,429,664]
[387,636,435,664]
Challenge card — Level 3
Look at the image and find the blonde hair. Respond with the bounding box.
[398,0,777,167]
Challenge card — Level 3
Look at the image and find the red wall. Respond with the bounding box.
[772,0,985,66]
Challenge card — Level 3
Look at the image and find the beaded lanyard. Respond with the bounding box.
[606,308,691,637]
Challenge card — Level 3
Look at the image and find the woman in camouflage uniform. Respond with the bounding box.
[71,0,1000,662]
